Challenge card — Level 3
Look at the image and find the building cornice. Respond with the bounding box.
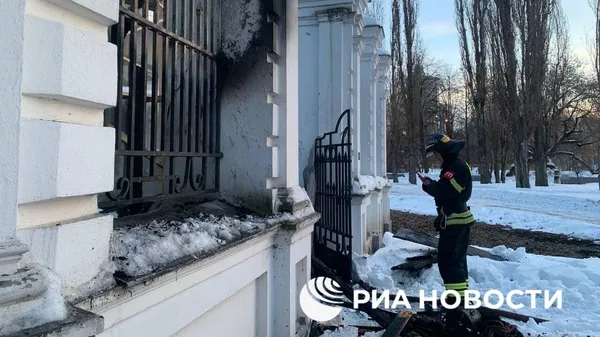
[353,36,365,53]
[316,7,353,22]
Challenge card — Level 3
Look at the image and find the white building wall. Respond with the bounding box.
[298,22,320,188]
[2,0,317,335]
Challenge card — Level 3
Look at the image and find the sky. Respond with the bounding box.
[376,0,597,72]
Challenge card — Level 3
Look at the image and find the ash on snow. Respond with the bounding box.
[111,213,267,278]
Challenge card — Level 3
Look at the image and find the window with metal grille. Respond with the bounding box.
[100,0,221,215]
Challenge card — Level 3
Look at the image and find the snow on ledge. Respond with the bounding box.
[110,214,268,278]
[0,265,68,336]
[352,175,390,195]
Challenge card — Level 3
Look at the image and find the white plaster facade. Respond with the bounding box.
[298,0,391,256]
[0,0,318,336]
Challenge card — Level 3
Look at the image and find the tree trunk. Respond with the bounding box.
[534,126,548,186]
[476,104,491,184]
[408,154,417,185]
[493,155,500,184]
[514,140,531,188]
[477,141,492,183]
[392,158,399,183]
[500,146,507,183]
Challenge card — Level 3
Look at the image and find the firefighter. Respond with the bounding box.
[419,133,475,307]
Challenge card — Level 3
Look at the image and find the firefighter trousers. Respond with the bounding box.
[437,223,472,300]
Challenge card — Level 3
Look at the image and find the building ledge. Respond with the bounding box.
[75,222,282,312]
[113,222,281,288]
[2,304,103,337]
[74,199,319,315]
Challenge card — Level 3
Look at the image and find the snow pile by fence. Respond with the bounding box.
[352,175,390,194]
[111,214,268,277]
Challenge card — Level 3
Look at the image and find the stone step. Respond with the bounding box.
[1,304,104,337]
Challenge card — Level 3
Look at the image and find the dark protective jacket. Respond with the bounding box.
[422,155,475,225]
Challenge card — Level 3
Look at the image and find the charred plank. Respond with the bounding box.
[394,228,507,261]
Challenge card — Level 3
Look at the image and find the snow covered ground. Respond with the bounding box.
[349,233,600,337]
[390,174,600,240]
[317,175,600,337]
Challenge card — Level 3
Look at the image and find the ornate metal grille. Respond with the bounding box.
[313,109,353,281]
[100,0,221,214]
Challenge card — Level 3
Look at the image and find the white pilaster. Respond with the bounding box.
[351,19,365,180]
[0,1,66,334]
[377,50,392,178]
[269,0,312,214]
[271,215,317,337]
[15,0,118,297]
[0,0,27,274]
[359,17,383,176]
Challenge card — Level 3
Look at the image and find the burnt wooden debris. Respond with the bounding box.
[381,311,413,337]
[392,251,438,272]
[394,228,508,261]
[311,255,540,336]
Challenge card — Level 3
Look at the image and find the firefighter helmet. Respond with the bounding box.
[425,133,465,157]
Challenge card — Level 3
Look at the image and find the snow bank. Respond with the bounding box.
[354,233,600,337]
[111,214,267,277]
[389,175,600,240]
[0,265,68,335]
[352,175,390,194]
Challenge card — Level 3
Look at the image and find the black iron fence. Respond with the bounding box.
[100,0,221,214]
[313,109,353,281]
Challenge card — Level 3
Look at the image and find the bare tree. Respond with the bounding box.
[491,0,529,187]
[516,0,560,186]
[364,0,386,23]
[589,0,600,96]
[395,0,422,184]
[388,0,404,182]
[588,0,600,188]
[487,6,510,183]
[455,0,492,184]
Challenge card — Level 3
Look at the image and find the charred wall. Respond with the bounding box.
[217,0,275,214]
